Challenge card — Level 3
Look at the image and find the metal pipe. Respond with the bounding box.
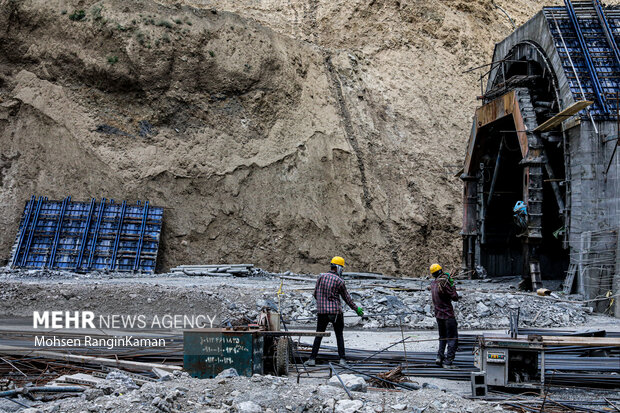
[287,312,417,322]
[1,397,31,408]
[356,336,412,363]
[0,386,85,398]
[329,363,353,400]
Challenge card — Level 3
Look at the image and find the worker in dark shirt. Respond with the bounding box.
[304,256,364,367]
[429,263,459,369]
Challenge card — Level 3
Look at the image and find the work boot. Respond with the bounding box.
[435,356,444,366]
[304,358,316,367]
[339,358,348,367]
[443,361,457,369]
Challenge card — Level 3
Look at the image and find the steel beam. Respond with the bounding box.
[564,0,609,113]
[11,196,35,268]
[86,199,106,271]
[133,201,149,271]
[110,200,127,270]
[19,196,45,267]
[75,198,96,270]
[47,196,70,268]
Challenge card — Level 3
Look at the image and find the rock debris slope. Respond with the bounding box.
[0,0,587,274]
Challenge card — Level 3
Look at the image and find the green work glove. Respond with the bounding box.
[446,272,454,287]
[356,307,364,317]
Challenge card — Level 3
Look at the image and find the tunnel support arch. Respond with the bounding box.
[462,89,545,289]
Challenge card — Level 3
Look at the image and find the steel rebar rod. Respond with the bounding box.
[335,364,420,391]
[329,363,353,400]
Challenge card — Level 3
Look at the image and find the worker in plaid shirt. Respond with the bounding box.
[305,256,364,367]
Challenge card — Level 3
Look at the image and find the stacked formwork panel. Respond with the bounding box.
[9,196,163,273]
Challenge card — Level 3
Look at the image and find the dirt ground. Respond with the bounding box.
[1,272,619,412]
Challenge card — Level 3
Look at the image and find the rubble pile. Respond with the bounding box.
[276,286,591,330]
[0,268,596,330]
[2,371,508,413]
[0,267,279,280]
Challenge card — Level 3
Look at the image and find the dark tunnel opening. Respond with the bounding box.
[476,53,569,280]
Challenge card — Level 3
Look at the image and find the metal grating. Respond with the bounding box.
[9,196,163,273]
[544,1,620,119]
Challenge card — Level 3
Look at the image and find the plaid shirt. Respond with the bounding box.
[313,271,357,314]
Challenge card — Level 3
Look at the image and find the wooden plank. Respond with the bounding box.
[539,336,620,346]
[534,100,594,132]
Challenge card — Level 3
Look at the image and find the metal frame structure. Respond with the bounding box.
[564,0,609,114]
[9,196,163,273]
[545,1,620,118]
[47,196,70,269]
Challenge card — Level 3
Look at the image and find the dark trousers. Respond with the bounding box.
[436,317,458,362]
[310,313,345,359]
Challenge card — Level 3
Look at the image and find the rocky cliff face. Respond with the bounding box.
[0,0,568,274]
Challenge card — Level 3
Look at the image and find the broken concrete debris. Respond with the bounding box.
[0,371,509,413]
[328,374,368,392]
[215,368,239,379]
[279,285,590,330]
[0,268,595,330]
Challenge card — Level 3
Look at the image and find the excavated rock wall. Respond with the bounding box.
[0,0,580,275]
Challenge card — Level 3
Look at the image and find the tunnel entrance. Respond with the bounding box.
[475,114,569,280]
[463,42,570,285]
[477,118,526,277]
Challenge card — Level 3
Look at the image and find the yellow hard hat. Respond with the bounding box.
[331,256,346,267]
[429,263,442,275]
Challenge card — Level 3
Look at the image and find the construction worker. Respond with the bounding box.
[304,256,364,367]
[429,263,459,369]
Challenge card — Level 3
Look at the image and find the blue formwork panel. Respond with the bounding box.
[544,3,620,119]
[9,196,163,273]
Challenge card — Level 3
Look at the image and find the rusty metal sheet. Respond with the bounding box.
[183,329,263,378]
[463,91,529,175]
[475,90,517,129]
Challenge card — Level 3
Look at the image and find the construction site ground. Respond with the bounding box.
[1,270,619,412]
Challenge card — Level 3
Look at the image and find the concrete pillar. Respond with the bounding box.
[615,230,620,318]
